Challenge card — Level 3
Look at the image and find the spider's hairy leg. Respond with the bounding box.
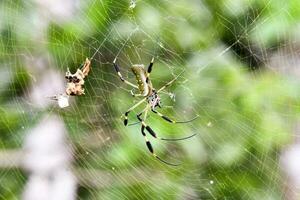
[123,97,147,126]
[142,132,180,166]
[147,57,154,79]
[137,111,157,138]
[137,111,196,142]
[113,58,138,89]
[136,111,180,166]
[151,109,199,124]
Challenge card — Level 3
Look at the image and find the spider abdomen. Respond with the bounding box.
[131,65,151,96]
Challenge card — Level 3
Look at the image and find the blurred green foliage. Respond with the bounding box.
[1,0,300,199]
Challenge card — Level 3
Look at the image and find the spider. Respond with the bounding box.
[113,57,198,166]
[49,58,91,107]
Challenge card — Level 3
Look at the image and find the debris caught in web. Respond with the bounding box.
[168,92,176,102]
[49,94,70,108]
[129,0,136,9]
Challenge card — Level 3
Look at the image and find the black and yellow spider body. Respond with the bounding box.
[131,65,152,96]
[113,57,198,166]
[130,64,162,110]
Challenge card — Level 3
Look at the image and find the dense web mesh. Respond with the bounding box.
[1,0,300,199]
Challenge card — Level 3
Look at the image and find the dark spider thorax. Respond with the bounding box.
[147,90,161,109]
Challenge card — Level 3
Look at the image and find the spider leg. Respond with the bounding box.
[130,89,143,97]
[151,109,199,124]
[123,97,147,126]
[113,58,139,89]
[146,57,154,81]
[137,109,196,141]
[136,108,180,166]
[127,114,150,126]
[141,132,180,166]
[157,70,185,93]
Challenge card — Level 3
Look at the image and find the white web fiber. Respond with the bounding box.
[1,0,300,199]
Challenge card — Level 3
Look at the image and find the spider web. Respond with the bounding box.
[1,0,300,199]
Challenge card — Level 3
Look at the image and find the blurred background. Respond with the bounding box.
[1,0,300,199]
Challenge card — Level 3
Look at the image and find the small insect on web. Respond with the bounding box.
[113,57,199,166]
[49,58,91,108]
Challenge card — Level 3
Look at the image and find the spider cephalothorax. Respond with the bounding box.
[147,90,161,109]
[113,57,198,166]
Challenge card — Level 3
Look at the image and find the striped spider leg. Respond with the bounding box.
[136,104,198,166]
[113,58,139,90]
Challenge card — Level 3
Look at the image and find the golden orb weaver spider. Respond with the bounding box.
[113,57,198,166]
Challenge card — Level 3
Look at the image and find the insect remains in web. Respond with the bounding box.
[113,57,199,166]
[49,58,91,108]
[129,0,136,9]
